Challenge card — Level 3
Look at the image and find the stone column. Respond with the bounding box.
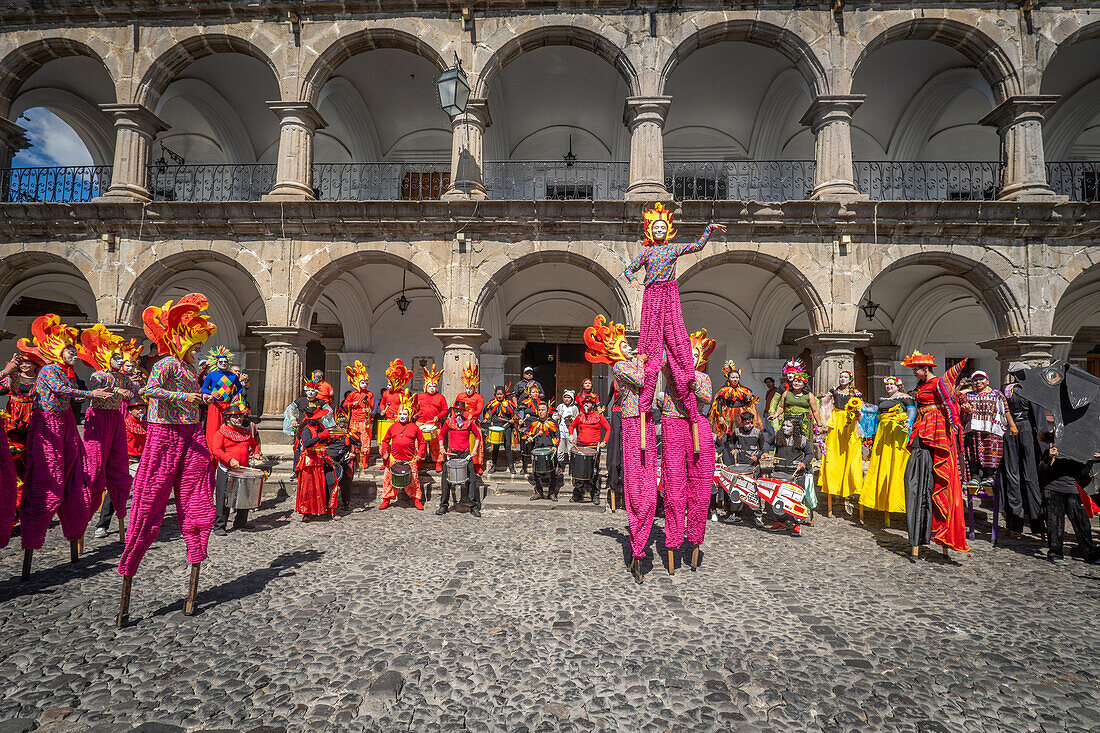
[623,96,672,201]
[0,117,30,172]
[863,345,901,401]
[263,102,326,201]
[432,327,489,399]
[240,335,266,415]
[800,95,866,202]
[980,95,1061,201]
[796,332,872,392]
[320,337,345,394]
[97,104,168,202]
[499,338,525,388]
[977,335,1074,384]
[442,98,490,200]
[253,326,318,443]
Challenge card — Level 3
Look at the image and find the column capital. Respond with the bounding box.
[977,335,1073,364]
[623,96,672,130]
[795,331,873,353]
[266,101,327,132]
[98,103,168,137]
[252,326,319,348]
[799,95,866,132]
[432,327,490,349]
[0,117,30,153]
[979,95,1059,132]
[449,98,491,131]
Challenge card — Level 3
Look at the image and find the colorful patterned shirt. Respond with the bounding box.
[87,370,139,412]
[624,225,715,285]
[612,357,645,418]
[661,369,713,420]
[201,369,243,402]
[34,363,90,413]
[141,356,203,425]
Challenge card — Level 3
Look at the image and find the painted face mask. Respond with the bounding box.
[466,386,475,395]
[305,388,318,400]
[63,350,77,365]
[398,409,410,423]
[782,424,795,436]
[359,380,368,390]
[217,358,229,371]
[110,354,124,370]
[651,220,668,241]
[427,383,437,394]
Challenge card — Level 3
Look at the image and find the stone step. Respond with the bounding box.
[481,494,607,512]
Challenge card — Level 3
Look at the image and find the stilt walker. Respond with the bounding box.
[116,294,218,626]
[200,346,243,447]
[78,324,140,542]
[17,316,111,580]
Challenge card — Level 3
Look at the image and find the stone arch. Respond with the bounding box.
[470,248,633,330]
[9,87,116,167]
[1052,265,1100,339]
[0,249,98,330]
[1041,18,1100,67]
[0,37,115,116]
[300,27,448,108]
[852,17,1022,103]
[891,278,994,356]
[135,33,281,110]
[474,25,640,98]
[659,19,828,98]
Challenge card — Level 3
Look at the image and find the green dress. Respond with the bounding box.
[782,390,814,441]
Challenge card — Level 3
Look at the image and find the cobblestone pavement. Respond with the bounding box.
[2,488,1099,733]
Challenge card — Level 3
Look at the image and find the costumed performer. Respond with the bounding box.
[210,404,263,534]
[818,371,864,517]
[327,411,361,511]
[624,203,725,446]
[380,391,425,510]
[437,400,482,517]
[525,400,560,501]
[283,378,332,436]
[554,390,579,477]
[200,346,243,447]
[958,370,1009,488]
[859,376,915,523]
[710,361,762,437]
[512,367,542,415]
[0,354,22,549]
[1038,435,1099,566]
[764,417,815,537]
[380,359,412,419]
[483,385,517,474]
[518,383,544,475]
[2,350,37,491]
[773,359,823,446]
[999,367,1046,538]
[902,351,969,560]
[116,295,217,625]
[569,393,611,505]
[96,398,147,539]
[295,403,339,520]
[415,363,448,471]
[309,368,335,406]
[458,362,485,473]
[340,360,374,471]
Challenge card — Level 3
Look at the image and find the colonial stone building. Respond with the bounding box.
[0,1,1098,441]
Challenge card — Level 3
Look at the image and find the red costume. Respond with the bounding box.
[381,359,412,419]
[125,412,147,458]
[295,413,337,517]
[441,414,482,454]
[416,364,448,470]
[710,362,762,435]
[570,409,611,447]
[315,379,334,405]
[381,417,425,504]
[341,361,374,469]
[209,423,260,469]
[456,362,485,472]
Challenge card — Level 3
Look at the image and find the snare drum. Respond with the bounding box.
[377,419,395,442]
[445,457,470,485]
[486,426,505,446]
[390,462,412,489]
[532,446,555,475]
[418,423,437,441]
[571,445,597,481]
[225,466,266,509]
[732,472,761,510]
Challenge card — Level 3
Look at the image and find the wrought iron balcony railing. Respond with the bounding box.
[484,161,629,200]
[1047,162,1100,202]
[664,160,815,201]
[147,163,276,202]
[312,162,451,201]
[855,161,1001,201]
[0,165,111,203]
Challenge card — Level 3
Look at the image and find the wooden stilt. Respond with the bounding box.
[20,549,32,582]
[827,491,832,517]
[183,563,200,616]
[690,545,700,570]
[858,504,864,525]
[667,549,675,575]
[884,511,891,528]
[941,545,949,558]
[118,514,126,543]
[910,545,919,563]
[691,423,700,454]
[609,490,616,512]
[117,576,132,628]
[70,539,80,563]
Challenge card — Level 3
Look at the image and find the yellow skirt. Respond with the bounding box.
[819,407,863,498]
[860,407,909,513]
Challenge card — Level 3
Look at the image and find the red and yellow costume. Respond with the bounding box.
[415,364,448,470]
[340,360,373,470]
[710,361,761,436]
[457,362,485,472]
[295,403,337,517]
[380,391,425,506]
[380,359,412,419]
[904,351,969,552]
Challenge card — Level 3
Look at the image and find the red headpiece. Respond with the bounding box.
[142,293,217,362]
[346,360,369,390]
[385,358,412,390]
[17,314,79,366]
[423,363,444,390]
[461,361,479,389]
[583,315,630,365]
[77,324,126,371]
[689,329,716,370]
[642,202,677,245]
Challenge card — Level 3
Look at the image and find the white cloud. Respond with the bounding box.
[11,107,94,168]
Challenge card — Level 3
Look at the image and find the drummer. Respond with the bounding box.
[379,396,425,510]
[719,411,767,527]
[483,385,517,474]
[210,404,263,535]
[415,364,448,472]
[518,383,544,475]
[554,390,579,477]
[437,400,483,517]
[569,393,611,504]
[526,401,560,501]
[762,417,813,537]
[327,412,362,512]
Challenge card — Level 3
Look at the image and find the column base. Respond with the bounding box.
[996,183,1067,202]
[442,184,488,201]
[258,416,292,446]
[94,185,153,203]
[262,184,317,202]
[624,183,673,202]
[809,181,867,202]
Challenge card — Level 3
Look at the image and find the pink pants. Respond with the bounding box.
[83,407,131,523]
[637,281,703,427]
[0,433,16,548]
[118,423,215,576]
[20,410,91,550]
[661,416,715,549]
[622,416,657,559]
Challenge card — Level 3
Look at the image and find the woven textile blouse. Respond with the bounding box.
[623,225,716,286]
[34,363,90,413]
[88,370,139,411]
[964,389,1008,437]
[661,369,713,420]
[612,357,645,418]
[140,356,203,425]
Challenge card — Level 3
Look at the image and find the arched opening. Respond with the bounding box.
[1042,29,1100,201]
[1053,264,1100,376]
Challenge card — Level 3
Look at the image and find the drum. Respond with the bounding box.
[445,457,469,485]
[225,466,265,509]
[732,471,761,511]
[487,426,505,446]
[418,423,437,441]
[377,419,395,442]
[756,477,809,521]
[390,462,412,489]
[532,446,555,475]
[571,445,597,481]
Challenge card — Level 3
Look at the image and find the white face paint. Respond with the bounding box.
[398,409,410,423]
[622,343,634,359]
[217,358,229,370]
[729,373,740,385]
[305,388,318,399]
[838,374,851,386]
[358,380,368,390]
[427,383,437,394]
[782,424,795,435]
[651,220,668,241]
[466,386,475,395]
[63,350,76,365]
[792,378,805,391]
[885,382,899,396]
[123,360,135,374]
[110,354,124,370]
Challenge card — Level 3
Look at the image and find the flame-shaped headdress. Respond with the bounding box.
[583,315,630,365]
[18,314,79,366]
[722,360,742,378]
[142,293,217,362]
[398,388,417,416]
[642,202,677,245]
[77,324,125,371]
[689,329,716,370]
[900,350,936,368]
[204,345,234,370]
[462,361,479,389]
[346,360,369,390]
[423,363,444,390]
[385,358,412,389]
[783,358,810,383]
[120,338,145,366]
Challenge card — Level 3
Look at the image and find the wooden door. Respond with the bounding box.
[555,360,592,405]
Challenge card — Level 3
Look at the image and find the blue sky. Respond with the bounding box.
[11,107,94,168]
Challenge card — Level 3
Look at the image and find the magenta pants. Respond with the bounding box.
[83,407,131,523]
[20,410,91,550]
[637,281,703,426]
[0,433,16,548]
[118,423,215,576]
[622,416,657,559]
[661,416,715,549]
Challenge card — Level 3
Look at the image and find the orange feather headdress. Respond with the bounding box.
[77,324,126,372]
[642,202,677,245]
[583,315,630,365]
[461,361,479,389]
[385,358,412,390]
[689,329,716,370]
[142,293,217,362]
[17,314,79,366]
[346,360,369,390]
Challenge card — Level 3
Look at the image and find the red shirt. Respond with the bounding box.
[382,421,426,463]
[381,389,404,419]
[341,390,374,422]
[415,391,449,426]
[570,410,611,446]
[209,424,260,468]
[125,414,146,458]
[316,380,334,405]
[440,415,482,453]
[455,391,484,421]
